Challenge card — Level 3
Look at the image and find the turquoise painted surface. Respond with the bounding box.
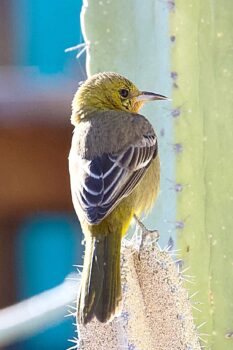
[13,0,83,73]
[15,214,80,350]
[81,0,175,247]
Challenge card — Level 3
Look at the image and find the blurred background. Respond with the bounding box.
[0,1,85,349]
[2,1,232,349]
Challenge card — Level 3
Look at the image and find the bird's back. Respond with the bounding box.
[70,109,155,159]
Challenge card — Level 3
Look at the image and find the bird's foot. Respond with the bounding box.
[133,215,160,251]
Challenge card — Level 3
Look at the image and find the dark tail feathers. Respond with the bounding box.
[77,232,122,324]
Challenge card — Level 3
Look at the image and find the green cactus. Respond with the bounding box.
[77,2,203,349]
[76,0,233,348]
[171,1,233,349]
[81,0,176,247]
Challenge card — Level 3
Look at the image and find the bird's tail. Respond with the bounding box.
[77,231,122,324]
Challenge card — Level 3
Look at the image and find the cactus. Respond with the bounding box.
[72,0,211,349]
[81,0,176,246]
[77,235,201,350]
[171,1,233,349]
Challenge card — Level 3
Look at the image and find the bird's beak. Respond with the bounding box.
[135,91,168,102]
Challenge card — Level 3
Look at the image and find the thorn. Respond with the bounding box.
[76,46,87,59]
[133,214,159,248]
[198,336,208,344]
[149,237,161,246]
[184,317,196,321]
[170,71,178,80]
[66,277,80,281]
[65,43,86,52]
[197,321,207,329]
[189,291,200,299]
[167,236,175,249]
[65,310,76,318]
[165,177,188,193]
[168,252,182,260]
[191,304,202,312]
[191,300,204,305]
[173,143,183,154]
[68,337,79,344]
[161,244,176,253]
[169,248,182,253]
[175,221,185,229]
[173,183,184,192]
[169,252,181,257]
[170,35,176,42]
[163,244,172,252]
[155,258,162,264]
[67,345,78,350]
[182,266,191,273]
[74,267,82,274]
[180,276,195,284]
[67,305,76,311]
[182,274,195,279]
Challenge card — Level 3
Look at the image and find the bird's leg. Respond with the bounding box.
[133,215,160,250]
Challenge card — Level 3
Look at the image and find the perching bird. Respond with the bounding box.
[69,72,167,325]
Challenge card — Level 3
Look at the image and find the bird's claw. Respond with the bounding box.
[134,215,160,251]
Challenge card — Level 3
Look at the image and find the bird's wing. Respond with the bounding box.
[70,133,157,225]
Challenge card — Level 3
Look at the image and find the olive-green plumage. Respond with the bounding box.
[69,72,166,324]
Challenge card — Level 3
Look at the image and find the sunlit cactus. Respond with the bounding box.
[71,0,211,349]
[171,1,233,349]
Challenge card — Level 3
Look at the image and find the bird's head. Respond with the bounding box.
[71,72,167,124]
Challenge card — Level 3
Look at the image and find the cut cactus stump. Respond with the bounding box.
[77,231,202,350]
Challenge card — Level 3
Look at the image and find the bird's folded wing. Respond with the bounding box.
[70,133,157,224]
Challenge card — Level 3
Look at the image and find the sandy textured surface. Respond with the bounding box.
[78,234,201,350]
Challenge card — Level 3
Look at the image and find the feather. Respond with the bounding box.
[70,132,157,224]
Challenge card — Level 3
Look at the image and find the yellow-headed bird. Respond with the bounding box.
[69,72,167,324]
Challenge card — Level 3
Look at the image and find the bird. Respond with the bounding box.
[68,72,167,325]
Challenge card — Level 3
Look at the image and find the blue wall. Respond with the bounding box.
[13,0,83,73]
[12,213,82,350]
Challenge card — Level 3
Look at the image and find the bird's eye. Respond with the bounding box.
[119,89,129,98]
